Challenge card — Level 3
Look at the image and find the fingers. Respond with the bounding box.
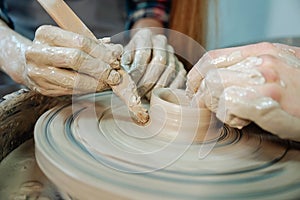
[137,34,168,96]
[272,43,300,64]
[121,40,134,67]
[204,42,281,68]
[153,45,177,89]
[26,45,91,71]
[215,86,255,128]
[144,45,176,100]
[121,28,189,99]
[24,25,126,97]
[26,65,106,96]
[217,86,300,142]
[202,57,267,108]
[131,29,153,66]
[186,53,214,97]
[28,25,124,87]
[189,45,300,140]
[190,52,292,105]
[186,41,300,141]
[99,42,123,69]
[34,25,97,51]
[186,42,288,97]
[169,58,186,89]
[34,25,123,64]
[25,45,121,86]
[121,29,152,83]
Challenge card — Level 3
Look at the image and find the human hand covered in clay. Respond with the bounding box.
[121,29,186,99]
[186,42,300,142]
[24,25,123,96]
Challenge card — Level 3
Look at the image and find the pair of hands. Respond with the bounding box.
[187,42,300,142]
[24,26,185,98]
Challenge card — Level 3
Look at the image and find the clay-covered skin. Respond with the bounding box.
[0,22,148,123]
[187,42,300,141]
[25,25,123,96]
[0,20,32,84]
[27,25,149,123]
[121,29,187,99]
[0,21,179,124]
[0,22,124,96]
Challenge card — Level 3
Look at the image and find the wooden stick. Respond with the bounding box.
[36,0,97,40]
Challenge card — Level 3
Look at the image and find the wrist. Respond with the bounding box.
[131,18,164,37]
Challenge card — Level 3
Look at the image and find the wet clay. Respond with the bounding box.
[0,21,31,85]
[150,88,220,143]
[111,69,149,124]
[28,25,149,123]
[0,139,61,200]
[33,91,300,199]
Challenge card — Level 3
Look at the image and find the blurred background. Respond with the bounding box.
[205,0,300,49]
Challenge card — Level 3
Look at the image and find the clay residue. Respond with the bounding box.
[0,139,61,199]
[111,69,149,124]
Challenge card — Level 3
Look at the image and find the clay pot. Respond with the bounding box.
[149,88,219,143]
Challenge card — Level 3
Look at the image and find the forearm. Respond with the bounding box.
[0,19,32,85]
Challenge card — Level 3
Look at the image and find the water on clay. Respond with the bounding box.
[28,91,300,199]
[0,139,63,200]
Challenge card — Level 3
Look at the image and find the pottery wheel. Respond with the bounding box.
[34,91,300,199]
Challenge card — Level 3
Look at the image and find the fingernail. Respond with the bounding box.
[107,70,121,85]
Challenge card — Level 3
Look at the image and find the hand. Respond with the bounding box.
[24,25,123,96]
[186,42,300,141]
[121,28,186,99]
